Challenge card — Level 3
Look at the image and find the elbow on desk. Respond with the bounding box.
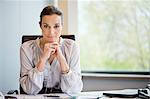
[61,81,83,94]
[20,82,42,95]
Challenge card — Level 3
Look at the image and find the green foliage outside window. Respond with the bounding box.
[78,0,150,72]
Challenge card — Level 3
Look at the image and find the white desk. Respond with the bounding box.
[4,89,138,99]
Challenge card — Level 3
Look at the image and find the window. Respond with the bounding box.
[78,0,150,73]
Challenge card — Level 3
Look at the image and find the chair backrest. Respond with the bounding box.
[20,34,75,94]
[22,35,75,44]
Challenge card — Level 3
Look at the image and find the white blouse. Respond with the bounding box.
[20,38,83,94]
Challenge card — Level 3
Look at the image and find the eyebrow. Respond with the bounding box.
[42,22,60,26]
[42,23,48,25]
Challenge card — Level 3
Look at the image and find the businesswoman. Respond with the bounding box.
[20,5,83,95]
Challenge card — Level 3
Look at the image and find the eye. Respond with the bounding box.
[43,24,48,28]
[54,25,60,29]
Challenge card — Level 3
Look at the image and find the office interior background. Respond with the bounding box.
[0,0,150,93]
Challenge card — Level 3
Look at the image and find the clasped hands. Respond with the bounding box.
[42,42,61,61]
[37,41,69,73]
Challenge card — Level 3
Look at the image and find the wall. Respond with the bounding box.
[0,1,20,93]
[0,0,53,93]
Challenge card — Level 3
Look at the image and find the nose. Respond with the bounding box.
[48,27,55,36]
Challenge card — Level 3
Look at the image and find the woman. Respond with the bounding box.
[20,5,83,95]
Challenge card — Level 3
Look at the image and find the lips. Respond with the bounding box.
[47,37,56,42]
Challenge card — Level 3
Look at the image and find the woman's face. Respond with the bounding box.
[40,14,62,43]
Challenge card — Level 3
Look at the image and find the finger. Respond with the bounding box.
[51,51,55,55]
[51,42,59,47]
[51,49,56,54]
[50,45,55,49]
[50,43,59,49]
[45,42,58,47]
[52,42,59,45]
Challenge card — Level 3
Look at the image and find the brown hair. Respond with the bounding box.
[39,5,63,26]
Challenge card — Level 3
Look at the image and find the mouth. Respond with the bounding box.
[47,37,56,42]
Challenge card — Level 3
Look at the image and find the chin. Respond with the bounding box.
[47,39,56,43]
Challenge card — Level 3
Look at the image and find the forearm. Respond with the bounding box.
[61,71,83,94]
[20,68,44,94]
[36,57,46,72]
[57,53,70,74]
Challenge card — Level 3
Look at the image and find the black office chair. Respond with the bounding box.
[22,35,75,44]
[20,34,75,94]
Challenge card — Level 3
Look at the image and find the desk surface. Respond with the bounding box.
[4,89,138,99]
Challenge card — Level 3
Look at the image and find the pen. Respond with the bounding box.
[43,95,60,97]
